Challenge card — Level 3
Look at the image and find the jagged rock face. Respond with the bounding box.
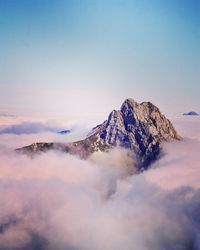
[17,98,180,170]
[84,99,180,168]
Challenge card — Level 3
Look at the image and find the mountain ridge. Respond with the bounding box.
[17,98,181,171]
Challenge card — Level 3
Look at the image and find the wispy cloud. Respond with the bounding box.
[0,122,61,135]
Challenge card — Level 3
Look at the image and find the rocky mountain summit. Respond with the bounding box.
[17,99,181,170]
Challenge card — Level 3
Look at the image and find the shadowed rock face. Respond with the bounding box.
[17,98,181,170]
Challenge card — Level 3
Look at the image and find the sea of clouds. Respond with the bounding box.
[0,115,199,250]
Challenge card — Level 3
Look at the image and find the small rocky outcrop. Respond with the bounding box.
[58,130,71,134]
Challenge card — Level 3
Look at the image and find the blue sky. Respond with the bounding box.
[0,0,199,119]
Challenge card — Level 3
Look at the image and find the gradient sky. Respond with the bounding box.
[0,0,199,120]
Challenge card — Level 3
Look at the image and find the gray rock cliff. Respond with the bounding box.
[17,98,181,170]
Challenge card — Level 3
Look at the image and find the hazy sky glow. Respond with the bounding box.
[0,0,199,119]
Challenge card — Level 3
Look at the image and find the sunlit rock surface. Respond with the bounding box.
[17,98,181,170]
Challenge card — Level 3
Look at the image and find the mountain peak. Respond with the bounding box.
[183,111,199,116]
[121,98,138,111]
[17,98,181,171]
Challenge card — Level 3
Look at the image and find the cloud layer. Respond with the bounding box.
[0,116,199,250]
[0,122,61,135]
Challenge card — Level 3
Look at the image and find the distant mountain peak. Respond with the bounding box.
[17,98,181,171]
[58,130,71,134]
[183,111,199,116]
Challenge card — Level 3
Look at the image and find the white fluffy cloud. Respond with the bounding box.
[0,116,199,250]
